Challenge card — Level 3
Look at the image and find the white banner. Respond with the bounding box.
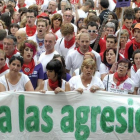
[0,91,140,140]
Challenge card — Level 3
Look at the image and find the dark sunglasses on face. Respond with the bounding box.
[65,8,71,10]
[54,18,61,21]
[88,30,97,33]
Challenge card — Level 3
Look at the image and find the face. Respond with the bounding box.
[134,29,140,42]
[18,0,25,5]
[8,1,15,8]
[9,59,21,73]
[108,15,113,20]
[0,53,5,70]
[106,38,116,48]
[88,25,98,40]
[64,34,73,41]
[0,22,3,29]
[79,35,90,52]
[0,3,3,12]
[44,34,56,52]
[15,31,26,44]
[48,1,56,12]
[10,27,19,35]
[120,34,128,45]
[78,19,84,29]
[105,27,114,36]
[82,65,94,77]
[61,1,66,11]
[63,11,72,23]
[13,11,20,21]
[47,70,57,80]
[117,62,129,76]
[21,13,26,21]
[135,10,140,20]
[26,12,36,27]
[79,28,88,34]
[3,38,15,56]
[23,47,33,60]
[53,18,61,28]
[134,53,140,67]
[106,49,116,65]
[124,19,133,29]
[37,22,47,36]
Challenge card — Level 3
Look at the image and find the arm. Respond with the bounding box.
[35,79,43,91]
[134,87,138,95]
[0,83,6,92]
[72,72,76,77]
[25,81,34,91]
[65,82,71,91]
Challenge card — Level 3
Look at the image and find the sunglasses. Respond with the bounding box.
[65,8,72,10]
[88,30,97,33]
[54,18,61,21]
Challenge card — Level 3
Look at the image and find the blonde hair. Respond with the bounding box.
[0,20,6,29]
[120,29,129,39]
[0,49,6,60]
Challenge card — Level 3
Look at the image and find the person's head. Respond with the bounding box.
[15,30,27,45]
[3,35,17,56]
[60,0,70,12]
[8,0,16,8]
[0,29,7,43]
[109,19,118,32]
[18,7,28,14]
[36,18,48,37]
[13,11,20,22]
[103,48,119,65]
[0,49,6,70]
[117,58,131,76]
[77,18,84,30]
[108,11,118,21]
[18,0,25,6]
[104,22,115,37]
[46,59,63,87]
[81,58,96,77]
[19,40,37,61]
[133,23,140,43]
[28,4,38,17]
[0,1,4,13]
[134,7,140,20]
[132,49,140,67]
[82,1,91,12]
[9,23,20,35]
[120,29,129,45]
[84,52,96,60]
[44,33,56,53]
[78,27,88,34]
[60,23,74,41]
[48,0,57,13]
[0,20,6,29]
[51,14,62,29]
[79,32,90,53]
[88,10,97,17]
[9,55,24,72]
[5,4,14,18]
[106,35,117,49]
[87,21,98,40]
[26,9,37,27]
[100,0,109,9]
[123,14,134,29]
[63,10,72,23]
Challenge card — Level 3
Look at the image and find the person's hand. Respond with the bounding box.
[54,87,64,94]
[40,90,46,93]
[76,88,83,94]
[110,62,117,73]
[90,85,100,93]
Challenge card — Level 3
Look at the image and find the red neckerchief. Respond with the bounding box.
[51,10,57,14]
[76,46,92,55]
[119,48,125,56]
[114,72,128,86]
[122,25,132,39]
[64,36,75,49]
[0,44,3,50]
[36,0,44,5]
[0,64,9,74]
[26,24,36,36]
[113,0,116,3]
[51,27,60,33]
[17,3,26,8]
[132,38,140,50]
[22,58,35,75]
[135,1,140,7]
[6,49,18,59]
[48,79,58,90]
[133,64,137,72]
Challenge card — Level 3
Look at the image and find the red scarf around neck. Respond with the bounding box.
[122,25,132,39]
[17,3,26,8]
[0,44,3,50]
[133,64,137,72]
[22,59,35,75]
[51,27,60,33]
[114,72,128,86]
[51,10,57,14]
[113,0,116,3]
[0,64,9,74]
[77,46,92,55]
[132,38,140,50]
[64,36,75,49]
[6,49,18,59]
[48,79,58,90]
[135,1,140,7]
[26,24,36,37]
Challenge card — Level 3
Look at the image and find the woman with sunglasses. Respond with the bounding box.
[103,58,135,94]
[50,14,63,38]
[0,55,34,92]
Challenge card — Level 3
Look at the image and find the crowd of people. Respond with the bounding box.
[0,0,140,95]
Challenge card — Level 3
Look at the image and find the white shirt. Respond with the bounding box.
[103,74,135,94]
[39,51,59,72]
[77,9,87,18]
[0,69,9,77]
[99,63,109,75]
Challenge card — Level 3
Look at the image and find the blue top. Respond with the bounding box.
[21,63,44,89]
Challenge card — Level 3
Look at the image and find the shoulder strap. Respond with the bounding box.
[5,75,10,91]
[59,38,63,46]
[106,74,109,91]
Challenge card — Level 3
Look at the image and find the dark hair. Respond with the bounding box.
[9,23,20,34]
[106,35,117,43]
[52,54,67,80]
[6,4,14,18]
[1,12,11,29]
[100,0,109,9]
[103,48,120,66]
[123,14,134,21]
[134,7,140,13]
[132,49,140,63]
[86,0,94,8]
[4,35,17,45]
[9,55,24,67]
[87,21,98,30]
[27,9,37,17]
[0,29,7,41]
[108,11,118,20]
[46,59,63,88]
[117,58,131,70]
[76,18,84,29]
[18,7,28,13]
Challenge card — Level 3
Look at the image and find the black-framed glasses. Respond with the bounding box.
[88,30,97,33]
[65,8,72,10]
[54,18,61,21]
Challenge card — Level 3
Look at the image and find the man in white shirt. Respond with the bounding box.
[39,33,59,72]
